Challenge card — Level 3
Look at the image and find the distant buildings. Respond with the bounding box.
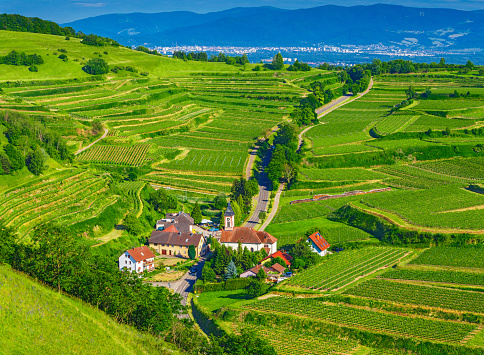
[118,246,155,274]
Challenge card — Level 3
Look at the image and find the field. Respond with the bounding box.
[286,247,409,290]
[0,264,178,355]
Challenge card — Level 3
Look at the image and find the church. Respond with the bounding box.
[219,202,278,254]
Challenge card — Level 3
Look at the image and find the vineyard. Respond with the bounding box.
[286,247,409,290]
[382,268,484,286]
[409,246,484,269]
[241,296,477,343]
[345,278,484,313]
[77,144,151,166]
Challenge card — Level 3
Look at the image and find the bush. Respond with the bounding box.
[28,65,38,72]
[58,54,68,62]
[82,58,109,75]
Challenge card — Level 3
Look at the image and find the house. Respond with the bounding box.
[240,263,285,279]
[118,246,155,274]
[220,202,277,254]
[307,231,330,256]
[240,264,273,278]
[261,250,293,266]
[156,211,210,236]
[149,230,206,258]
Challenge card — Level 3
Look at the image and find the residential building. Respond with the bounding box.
[307,231,330,256]
[118,246,155,274]
[149,230,206,258]
[261,250,293,266]
[156,211,210,236]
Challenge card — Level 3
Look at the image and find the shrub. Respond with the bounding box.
[28,65,38,72]
[82,58,109,75]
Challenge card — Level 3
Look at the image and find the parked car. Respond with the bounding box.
[190,267,198,274]
[284,272,293,277]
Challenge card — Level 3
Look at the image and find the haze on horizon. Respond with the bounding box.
[3,0,484,23]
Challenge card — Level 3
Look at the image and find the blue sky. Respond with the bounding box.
[3,0,484,23]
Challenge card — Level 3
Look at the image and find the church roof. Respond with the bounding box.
[220,227,277,245]
[224,202,235,217]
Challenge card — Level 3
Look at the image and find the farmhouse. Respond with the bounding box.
[240,263,286,279]
[307,231,330,256]
[149,230,206,258]
[156,211,210,236]
[240,264,273,278]
[220,202,278,254]
[118,246,155,274]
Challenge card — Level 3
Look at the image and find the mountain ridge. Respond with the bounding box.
[62,4,484,52]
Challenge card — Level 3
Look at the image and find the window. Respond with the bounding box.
[125,260,127,264]
[250,248,254,252]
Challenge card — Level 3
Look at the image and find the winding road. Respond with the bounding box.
[75,128,109,155]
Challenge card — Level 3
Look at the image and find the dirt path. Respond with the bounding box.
[298,78,374,150]
[75,128,109,155]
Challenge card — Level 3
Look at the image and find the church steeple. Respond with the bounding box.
[224,202,235,231]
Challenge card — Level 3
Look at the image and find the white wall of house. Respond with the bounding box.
[222,242,277,255]
[118,253,138,273]
[308,240,328,257]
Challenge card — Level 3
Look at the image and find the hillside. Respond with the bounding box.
[64,4,484,51]
[0,264,181,354]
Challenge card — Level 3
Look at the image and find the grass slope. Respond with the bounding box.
[0,264,181,355]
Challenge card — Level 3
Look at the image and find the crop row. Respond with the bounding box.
[242,296,475,342]
[287,247,408,290]
[381,268,484,286]
[77,144,151,166]
[410,246,484,269]
[345,278,484,314]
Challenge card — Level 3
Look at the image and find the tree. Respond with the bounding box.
[0,153,11,175]
[192,202,202,224]
[256,267,267,281]
[4,144,24,172]
[201,264,216,282]
[224,260,238,280]
[246,279,265,298]
[291,258,305,269]
[149,188,177,212]
[214,193,228,210]
[188,245,196,260]
[124,214,144,236]
[0,220,16,263]
[82,58,109,75]
[466,60,474,69]
[272,53,284,70]
[26,148,46,175]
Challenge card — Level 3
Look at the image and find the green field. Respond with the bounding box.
[0,264,178,355]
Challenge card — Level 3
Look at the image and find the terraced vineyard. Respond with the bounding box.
[77,144,152,166]
[242,296,476,343]
[382,268,484,286]
[0,168,116,238]
[409,246,484,269]
[286,247,409,290]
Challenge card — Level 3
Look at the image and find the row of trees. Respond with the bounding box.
[0,110,73,175]
[0,14,76,37]
[201,240,268,282]
[266,122,301,189]
[0,50,44,66]
[171,51,250,66]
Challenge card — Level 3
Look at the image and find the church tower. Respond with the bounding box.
[224,202,235,231]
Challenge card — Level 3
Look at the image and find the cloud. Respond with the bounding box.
[75,2,106,7]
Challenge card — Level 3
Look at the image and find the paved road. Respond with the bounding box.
[76,128,109,155]
[244,148,273,229]
[298,78,374,150]
[150,257,207,318]
[259,183,284,231]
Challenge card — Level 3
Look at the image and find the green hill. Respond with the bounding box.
[0,264,182,354]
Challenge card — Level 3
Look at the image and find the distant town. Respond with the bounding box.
[146,43,477,66]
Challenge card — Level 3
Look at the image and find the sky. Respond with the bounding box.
[2,0,484,23]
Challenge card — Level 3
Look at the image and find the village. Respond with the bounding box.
[118,202,330,292]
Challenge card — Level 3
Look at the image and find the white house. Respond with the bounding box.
[118,246,155,274]
[307,231,330,256]
[220,202,277,254]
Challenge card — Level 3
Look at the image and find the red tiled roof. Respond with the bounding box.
[125,246,155,262]
[220,227,277,245]
[248,264,272,276]
[308,232,330,252]
[149,231,203,247]
[262,251,293,266]
[164,225,178,233]
[271,263,286,273]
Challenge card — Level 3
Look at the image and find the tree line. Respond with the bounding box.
[172,51,250,66]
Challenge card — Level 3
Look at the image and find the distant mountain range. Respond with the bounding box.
[63,4,484,51]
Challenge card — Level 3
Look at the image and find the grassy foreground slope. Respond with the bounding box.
[0,264,180,355]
